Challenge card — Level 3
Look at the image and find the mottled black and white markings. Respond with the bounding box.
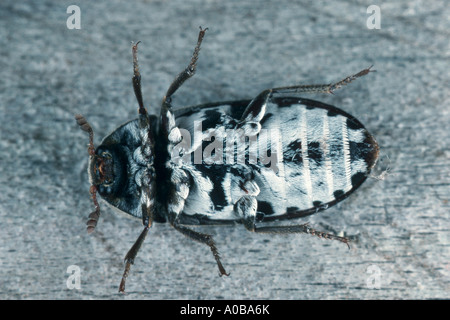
[172,98,378,221]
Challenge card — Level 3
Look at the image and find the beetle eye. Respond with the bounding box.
[102,152,112,159]
[94,151,114,186]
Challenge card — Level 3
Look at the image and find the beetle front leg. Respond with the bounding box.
[119,225,150,293]
[119,177,155,293]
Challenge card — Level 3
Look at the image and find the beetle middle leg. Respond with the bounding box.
[171,220,230,277]
[131,41,147,116]
[165,167,229,277]
[159,27,207,140]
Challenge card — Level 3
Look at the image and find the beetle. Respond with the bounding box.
[74,27,379,293]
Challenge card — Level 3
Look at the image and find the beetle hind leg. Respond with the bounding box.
[237,196,350,248]
[244,220,350,249]
[239,66,374,130]
[131,41,147,116]
[270,66,375,95]
[241,66,375,119]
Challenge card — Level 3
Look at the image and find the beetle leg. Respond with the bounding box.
[160,27,207,139]
[118,214,152,293]
[164,166,228,276]
[237,196,350,248]
[119,225,150,293]
[240,88,270,124]
[242,66,375,119]
[235,195,258,230]
[119,42,157,292]
[171,221,229,277]
[131,41,147,116]
[245,221,350,248]
[270,66,375,95]
[162,27,208,110]
[131,41,158,163]
[119,181,155,293]
[240,66,374,123]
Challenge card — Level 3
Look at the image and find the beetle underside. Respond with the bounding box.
[75,28,378,293]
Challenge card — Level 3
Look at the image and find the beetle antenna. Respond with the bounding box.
[87,185,101,233]
[75,114,101,233]
[75,114,96,156]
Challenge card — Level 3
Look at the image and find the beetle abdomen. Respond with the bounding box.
[256,98,378,221]
[175,97,378,224]
[254,97,379,221]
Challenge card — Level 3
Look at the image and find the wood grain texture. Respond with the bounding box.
[0,0,448,299]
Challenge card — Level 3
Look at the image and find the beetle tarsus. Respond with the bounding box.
[119,261,131,293]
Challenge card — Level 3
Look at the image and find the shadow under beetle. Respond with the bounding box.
[75,27,379,293]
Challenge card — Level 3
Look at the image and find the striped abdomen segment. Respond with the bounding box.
[256,97,379,220]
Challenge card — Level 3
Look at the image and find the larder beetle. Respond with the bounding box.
[75,27,379,292]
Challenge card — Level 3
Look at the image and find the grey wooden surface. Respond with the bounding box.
[0,0,448,299]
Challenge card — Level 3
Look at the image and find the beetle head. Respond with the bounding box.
[76,114,159,229]
[88,145,127,200]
